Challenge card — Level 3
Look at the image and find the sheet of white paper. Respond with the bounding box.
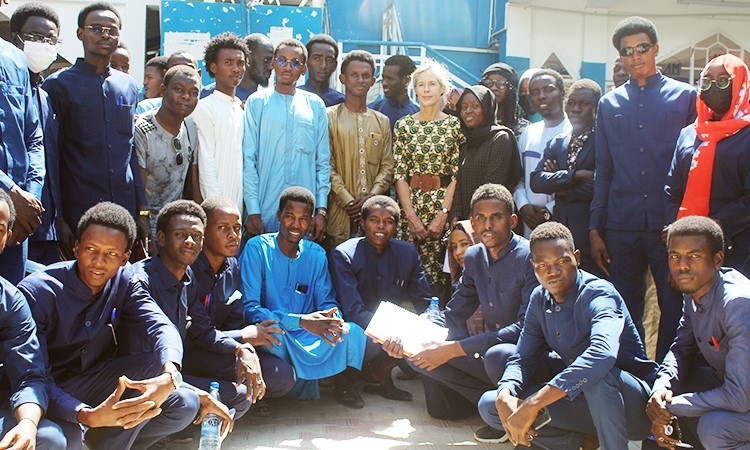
[268,26,293,47]
[365,302,448,356]
[163,31,212,60]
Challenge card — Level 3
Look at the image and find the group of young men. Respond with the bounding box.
[0,0,747,449]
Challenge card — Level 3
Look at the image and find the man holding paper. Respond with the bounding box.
[383,184,538,429]
[331,195,432,401]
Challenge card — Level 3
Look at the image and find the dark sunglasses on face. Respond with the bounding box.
[619,42,652,57]
[697,76,732,91]
[172,138,184,166]
[83,25,120,37]
[275,56,303,70]
[16,32,62,46]
[480,78,511,90]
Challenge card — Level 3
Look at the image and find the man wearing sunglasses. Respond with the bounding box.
[43,2,148,260]
[590,16,697,362]
[8,2,61,270]
[135,66,202,253]
[243,38,331,242]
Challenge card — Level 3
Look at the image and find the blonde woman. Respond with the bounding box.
[393,59,464,300]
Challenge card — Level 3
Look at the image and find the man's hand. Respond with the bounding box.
[573,169,594,183]
[345,195,373,222]
[76,376,160,429]
[136,212,151,244]
[241,320,284,349]
[650,421,679,449]
[309,212,326,242]
[236,347,266,403]
[244,214,265,239]
[543,159,560,173]
[406,212,428,241]
[193,389,234,437]
[380,337,405,359]
[0,417,36,450]
[505,402,540,448]
[408,341,463,371]
[299,307,346,346]
[427,211,448,240]
[8,185,42,244]
[495,389,521,439]
[518,205,548,230]
[646,390,674,426]
[113,372,175,413]
[589,229,611,277]
[58,218,75,260]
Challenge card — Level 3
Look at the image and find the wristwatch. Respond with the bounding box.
[138,210,150,217]
[164,368,183,389]
[316,207,327,217]
[440,207,449,215]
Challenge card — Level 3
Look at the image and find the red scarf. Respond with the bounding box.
[678,54,750,219]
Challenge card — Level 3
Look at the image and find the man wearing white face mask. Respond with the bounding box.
[0,7,46,284]
[10,2,62,267]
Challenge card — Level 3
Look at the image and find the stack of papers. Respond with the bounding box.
[364,302,449,356]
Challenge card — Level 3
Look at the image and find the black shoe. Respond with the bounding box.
[473,425,503,444]
[362,382,413,401]
[334,386,364,409]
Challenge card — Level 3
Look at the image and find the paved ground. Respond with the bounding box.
[162,375,507,450]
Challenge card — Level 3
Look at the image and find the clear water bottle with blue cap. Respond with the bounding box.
[198,381,221,450]
[420,296,441,322]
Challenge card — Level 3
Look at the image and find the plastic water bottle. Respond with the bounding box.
[420,296,441,322]
[198,382,221,450]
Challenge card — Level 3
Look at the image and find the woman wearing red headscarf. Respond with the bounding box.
[665,53,750,276]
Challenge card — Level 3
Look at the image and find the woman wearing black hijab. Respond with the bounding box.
[480,62,529,137]
[450,85,522,222]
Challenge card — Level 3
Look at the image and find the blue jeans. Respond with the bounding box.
[478,367,651,450]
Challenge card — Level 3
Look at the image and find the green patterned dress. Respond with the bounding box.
[393,114,464,287]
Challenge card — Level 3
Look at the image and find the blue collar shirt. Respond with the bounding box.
[190,252,245,341]
[591,71,697,231]
[42,58,145,227]
[368,96,420,130]
[653,268,750,417]
[18,261,183,423]
[298,82,345,107]
[444,233,539,357]
[499,270,657,399]
[29,80,60,241]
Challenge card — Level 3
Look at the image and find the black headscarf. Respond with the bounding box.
[456,85,506,147]
[481,62,519,89]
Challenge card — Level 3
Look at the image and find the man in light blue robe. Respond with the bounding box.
[240,187,367,408]
[243,39,330,242]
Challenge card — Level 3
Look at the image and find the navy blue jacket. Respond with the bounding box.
[190,252,245,342]
[530,132,595,254]
[29,81,60,242]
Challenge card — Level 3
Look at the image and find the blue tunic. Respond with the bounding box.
[42,59,146,227]
[368,97,421,130]
[239,234,365,380]
[331,237,432,328]
[499,270,657,398]
[18,261,183,423]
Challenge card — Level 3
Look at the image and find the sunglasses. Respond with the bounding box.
[480,78,511,90]
[618,42,652,57]
[83,25,120,37]
[275,56,303,70]
[697,75,732,91]
[172,138,184,166]
[16,32,62,46]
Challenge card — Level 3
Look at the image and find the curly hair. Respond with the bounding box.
[156,200,207,234]
[667,216,724,256]
[203,32,250,78]
[361,195,399,222]
[77,2,120,28]
[77,202,136,249]
[201,196,240,220]
[10,2,60,34]
[305,34,338,59]
[612,16,658,50]
[0,190,16,230]
[385,55,416,78]
[529,222,575,253]
[341,50,375,75]
[278,186,315,213]
[470,183,514,216]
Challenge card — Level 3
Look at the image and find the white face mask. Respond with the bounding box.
[23,41,58,74]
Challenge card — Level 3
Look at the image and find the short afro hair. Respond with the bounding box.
[361,195,400,223]
[203,32,250,79]
[278,186,315,214]
[201,196,240,221]
[612,16,658,51]
[245,33,272,52]
[530,69,565,97]
[529,222,575,253]
[76,202,136,250]
[162,65,201,88]
[569,78,602,98]
[384,55,417,78]
[77,2,121,28]
[305,34,338,59]
[10,2,60,34]
[667,216,724,256]
[167,50,199,70]
[146,55,168,73]
[0,190,16,230]
[156,200,207,234]
[274,38,308,63]
[341,50,375,75]
[470,184,514,216]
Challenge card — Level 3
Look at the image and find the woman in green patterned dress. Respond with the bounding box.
[393,60,464,301]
